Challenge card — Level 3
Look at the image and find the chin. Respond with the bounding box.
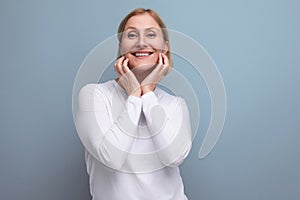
[130,63,156,72]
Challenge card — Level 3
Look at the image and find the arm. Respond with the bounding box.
[75,84,141,170]
[141,92,192,167]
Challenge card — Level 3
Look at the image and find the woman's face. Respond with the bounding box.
[120,13,168,70]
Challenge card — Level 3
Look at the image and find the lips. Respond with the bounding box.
[131,51,154,57]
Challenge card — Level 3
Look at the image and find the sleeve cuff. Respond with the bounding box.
[141,91,158,118]
[126,95,142,125]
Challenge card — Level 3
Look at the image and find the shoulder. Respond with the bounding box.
[97,80,117,93]
[78,83,98,98]
[155,87,186,108]
[78,80,116,97]
[77,81,116,111]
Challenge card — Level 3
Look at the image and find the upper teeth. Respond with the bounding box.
[135,53,150,57]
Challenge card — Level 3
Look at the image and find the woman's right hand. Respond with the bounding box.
[114,56,142,97]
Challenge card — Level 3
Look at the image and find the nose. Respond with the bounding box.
[137,35,148,48]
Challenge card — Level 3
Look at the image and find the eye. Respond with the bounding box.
[127,31,138,39]
[146,32,157,38]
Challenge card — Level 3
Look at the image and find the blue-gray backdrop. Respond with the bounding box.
[0,0,299,199]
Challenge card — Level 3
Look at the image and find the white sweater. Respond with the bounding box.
[75,80,192,200]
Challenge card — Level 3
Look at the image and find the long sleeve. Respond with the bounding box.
[141,91,192,167]
[75,84,142,170]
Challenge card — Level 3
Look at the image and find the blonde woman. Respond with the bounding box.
[76,8,192,200]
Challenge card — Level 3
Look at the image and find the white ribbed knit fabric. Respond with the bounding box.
[75,80,192,200]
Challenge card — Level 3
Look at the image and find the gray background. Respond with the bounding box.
[0,0,299,199]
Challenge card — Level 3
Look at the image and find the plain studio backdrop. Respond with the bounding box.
[0,0,299,199]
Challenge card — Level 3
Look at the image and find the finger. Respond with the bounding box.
[161,53,169,67]
[161,53,170,75]
[117,56,125,75]
[123,58,130,73]
[158,53,163,65]
[114,58,122,76]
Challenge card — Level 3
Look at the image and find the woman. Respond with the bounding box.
[75,8,192,200]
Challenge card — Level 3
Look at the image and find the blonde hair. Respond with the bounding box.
[117,8,173,69]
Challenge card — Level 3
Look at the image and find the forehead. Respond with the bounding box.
[125,13,160,30]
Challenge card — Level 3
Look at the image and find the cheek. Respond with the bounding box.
[123,53,136,68]
[120,40,135,54]
[152,52,160,61]
[147,39,166,51]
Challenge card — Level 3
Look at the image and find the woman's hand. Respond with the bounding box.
[114,56,142,97]
[141,53,169,94]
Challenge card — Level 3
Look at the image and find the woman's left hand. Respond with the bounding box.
[141,53,169,94]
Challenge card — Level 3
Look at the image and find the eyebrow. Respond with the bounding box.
[124,26,159,31]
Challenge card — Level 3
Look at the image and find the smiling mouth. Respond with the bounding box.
[131,52,154,57]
